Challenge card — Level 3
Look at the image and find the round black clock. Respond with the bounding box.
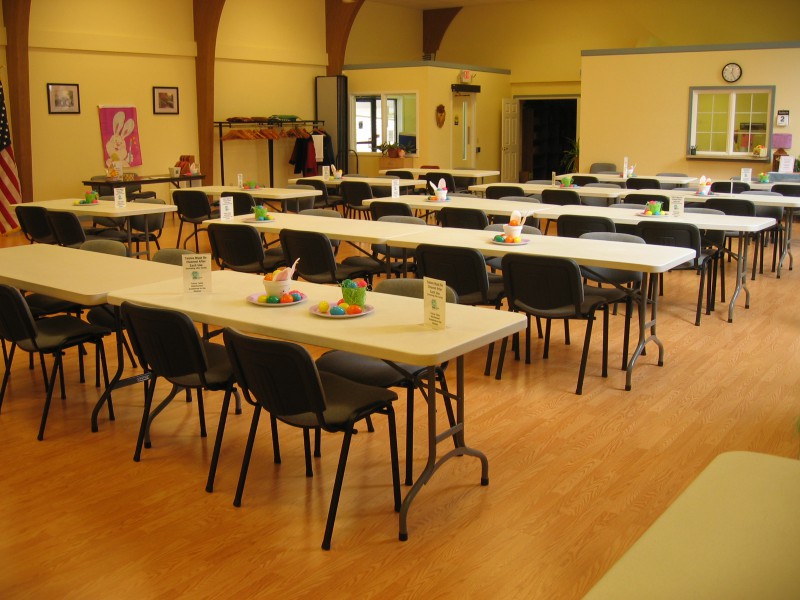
[722,62,742,83]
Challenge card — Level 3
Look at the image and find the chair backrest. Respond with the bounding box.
[377,215,427,226]
[121,301,210,382]
[340,180,373,208]
[279,229,338,283]
[370,201,414,220]
[656,172,689,190]
[223,328,327,422]
[525,179,555,185]
[172,189,213,220]
[47,211,87,247]
[500,254,584,313]
[485,223,542,236]
[485,185,525,199]
[130,197,166,233]
[296,178,331,201]
[578,232,645,284]
[589,163,617,174]
[438,207,490,230]
[207,223,266,271]
[626,192,671,210]
[299,208,342,219]
[771,184,800,198]
[385,170,414,180]
[572,175,599,186]
[152,248,196,265]
[374,277,458,303]
[635,221,701,258]
[228,192,256,216]
[584,182,622,189]
[625,178,661,190]
[705,197,755,217]
[541,188,581,206]
[0,284,39,345]
[710,181,750,194]
[423,172,457,194]
[15,205,55,244]
[745,191,785,219]
[80,239,128,256]
[556,214,616,238]
[283,184,317,213]
[414,244,489,305]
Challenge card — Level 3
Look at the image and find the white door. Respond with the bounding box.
[452,93,476,169]
[501,98,520,182]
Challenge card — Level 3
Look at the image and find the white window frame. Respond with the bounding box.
[687,86,775,158]
[350,92,418,155]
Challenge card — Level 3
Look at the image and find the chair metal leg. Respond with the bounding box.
[386,406,401,512]
[37,353,63,441]
[234,405,262,507]
[205,387,233,493]
[134,376,157,460]
[0,343,17,412]
[322,426,355,550]
[270,414,281,464]
[303,428,313,477]
[196,388,206,437]
[575,314,595,395]
[405,385,414,485]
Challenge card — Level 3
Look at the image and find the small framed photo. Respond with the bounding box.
[153,86,179,115]
[47,83,80,114]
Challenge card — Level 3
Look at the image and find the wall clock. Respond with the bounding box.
[722,62,742,83]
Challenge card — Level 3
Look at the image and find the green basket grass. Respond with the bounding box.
[341,286,367,307]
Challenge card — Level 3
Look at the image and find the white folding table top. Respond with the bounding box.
[622,189,800,208]
[0,244,180,306]
[561,173,698,185]
[106,270,525,367]
[469,182,625,200]
[287,176,425,189]
[189,185,321,200]
[535,204,775,233]
[386,226,696,273]
[583,451,800,600]
[365,195,547,217]
[204,213,431,244]
[378,168,500,179]
[25,197,177,218]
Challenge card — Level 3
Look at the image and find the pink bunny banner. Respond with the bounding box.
[98,106,142,167]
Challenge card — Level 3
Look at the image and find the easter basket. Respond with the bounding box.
[340,279,367,307]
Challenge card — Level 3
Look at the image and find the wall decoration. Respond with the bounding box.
[153,86,179,115]
[436,104,446,128]
[98,106,142,167]
[47,83,80,114]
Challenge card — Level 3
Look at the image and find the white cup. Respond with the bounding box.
[169,166,181,178]
[435,189,447,201]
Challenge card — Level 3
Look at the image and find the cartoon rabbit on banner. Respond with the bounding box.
[98,106,142,167]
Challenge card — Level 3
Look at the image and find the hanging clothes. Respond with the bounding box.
[289,137,318,176]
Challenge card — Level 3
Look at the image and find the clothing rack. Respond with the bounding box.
[214,119,325,186]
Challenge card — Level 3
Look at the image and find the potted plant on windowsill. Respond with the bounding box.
[378,142,407,159]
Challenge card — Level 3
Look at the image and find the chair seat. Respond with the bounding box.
[17,315,109,353]
[168,342,233,390]
[278,371,398,431]
[316,350,419,388]
[513,293,607,320]
[25,293,82,318]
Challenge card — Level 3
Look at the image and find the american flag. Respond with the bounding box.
[0,82,21,234]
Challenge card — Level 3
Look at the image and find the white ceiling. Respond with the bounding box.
[370,0,525,10]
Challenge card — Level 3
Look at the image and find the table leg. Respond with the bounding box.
[399,356,488,541]
[625,273,664,391]
[777,207,794,278]
[727,234,752,323]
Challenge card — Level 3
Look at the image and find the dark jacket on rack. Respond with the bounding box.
[289,137,318,176]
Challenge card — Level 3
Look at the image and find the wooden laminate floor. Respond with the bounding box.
[1,214,799,599]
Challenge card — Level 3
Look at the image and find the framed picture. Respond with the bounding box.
[153,86,179,115]
[47,83,80,114]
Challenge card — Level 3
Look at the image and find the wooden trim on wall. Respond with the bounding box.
[3,0,32,203]
[423,7,461,58]
[325,0,363,76]
[193,0,227,187]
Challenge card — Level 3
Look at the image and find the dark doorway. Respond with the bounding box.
[520,99,577,181]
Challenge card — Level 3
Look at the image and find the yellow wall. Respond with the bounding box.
[580,47,800,179]
[27,0,197,201]
[345,2,422,64]
[344,65,509,175]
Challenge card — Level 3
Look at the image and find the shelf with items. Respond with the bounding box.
[214,118,326,186]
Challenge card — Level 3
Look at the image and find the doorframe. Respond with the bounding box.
[515,94,580,180]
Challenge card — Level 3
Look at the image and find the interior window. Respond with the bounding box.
[352,93,417,154]
[688,87,773,157]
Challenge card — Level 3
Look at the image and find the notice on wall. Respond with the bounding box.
[182,253,212,294]
[423,276,446,330]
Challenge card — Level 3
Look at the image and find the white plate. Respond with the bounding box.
[309,304,374,318]
[246,292,307,307]
[489,238,531,246]
[427,197,451,203]
[638,212,668,217]
[242,216,276,223]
